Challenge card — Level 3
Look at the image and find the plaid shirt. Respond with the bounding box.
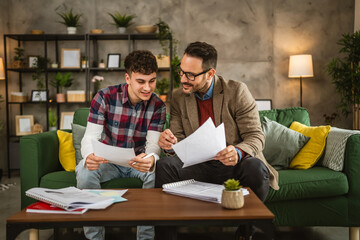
[88,83,166,155]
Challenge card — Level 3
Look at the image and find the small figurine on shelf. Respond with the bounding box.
[92,75,104,94]
[98,59,106,68]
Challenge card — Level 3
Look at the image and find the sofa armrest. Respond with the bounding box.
[20,131,61,209]
[343,134,360,225]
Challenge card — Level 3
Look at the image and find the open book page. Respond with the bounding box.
[92,139,136,167]
[163,179,249,203]
[26,187,114,211]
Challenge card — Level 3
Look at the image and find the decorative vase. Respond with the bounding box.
[56,93,66,103]
[67,27,77,34]
[221,189,244,209]
[98,62,106,68]
[118,27,126,34]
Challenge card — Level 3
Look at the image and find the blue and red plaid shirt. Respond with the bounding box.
[88,83,166,155]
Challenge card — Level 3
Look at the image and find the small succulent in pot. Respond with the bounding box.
[223,179,242,191]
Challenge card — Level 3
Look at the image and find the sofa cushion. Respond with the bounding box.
[265,167,348,202]
[289,122,331,169]
[262,117,310,170]
[57,130,76,171]
[259,107,310,128]
[72,123,86,164]
[40,171,143,189]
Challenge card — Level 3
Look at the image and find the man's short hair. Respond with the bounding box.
[184,41,217,70]
[124,50,158,75]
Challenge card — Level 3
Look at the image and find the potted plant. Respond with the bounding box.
[57,8,82,34]
[13,47,25,68]
[48,107,57,131]
[50,72,74,102]
[32,56,50,90]
[221,179,244,209]
[155,78,169,102]
[108,11,136,33]
[156,19,181,89]
[98,59,106,68]
[327,31,360,129]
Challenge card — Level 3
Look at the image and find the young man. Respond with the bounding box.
[76,50,166,240]
[155,42,279,240]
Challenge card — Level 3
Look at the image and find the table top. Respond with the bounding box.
[8,188,274,225]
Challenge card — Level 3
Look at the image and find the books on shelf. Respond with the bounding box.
[25,186,114,211]
[162,179,249,203]
[26,201,88,214]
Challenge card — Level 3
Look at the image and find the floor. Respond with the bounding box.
[0,173,354,240]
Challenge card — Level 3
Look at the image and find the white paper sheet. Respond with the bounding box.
[172,118,227,168]
[91,139,136,167]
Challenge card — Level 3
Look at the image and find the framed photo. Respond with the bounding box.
[255,99,272,111]
[60,112,74,129]
[15,115,34,136]
[28,56,38,68]
[107,53,121,68]
[31,90,47,102]
[61,48,80,68]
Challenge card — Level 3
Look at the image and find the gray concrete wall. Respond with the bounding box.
[0,0,355,175]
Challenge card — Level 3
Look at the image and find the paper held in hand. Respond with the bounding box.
[26,187,114,211]
[162,179,249,203]
[172,118,226,167]
[92,139,136,167]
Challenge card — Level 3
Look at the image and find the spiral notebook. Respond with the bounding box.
[26,187,114,211]
[162,179,249,203]
[26,201,88,214]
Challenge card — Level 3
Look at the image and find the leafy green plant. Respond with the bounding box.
[223,179,242,191]
[48,107,57,127]
[155,18,181,90]
[50,72,74,93]
[13,47,25,62]
[32,56,50,90]
[108,12,136,28]
[57,8,82,27]
[327,31,360,118]
[155,78,170,95]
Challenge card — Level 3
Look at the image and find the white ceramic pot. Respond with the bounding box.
[118,27,126,34]
[221,189,244,209]
[49,126,57,131]
[67,27,77,34]
[98,63,106,68]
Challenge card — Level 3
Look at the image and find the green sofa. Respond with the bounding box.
[20,107,360,239]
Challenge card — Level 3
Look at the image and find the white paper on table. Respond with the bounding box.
[172,118,227,168]
[91,139,136,167]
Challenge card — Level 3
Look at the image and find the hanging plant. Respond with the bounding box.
[31,56,50,90]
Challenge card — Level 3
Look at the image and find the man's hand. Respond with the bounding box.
[214,145,239,166]
[158,129,178,150]
[85,153,109,170]
[129,153,155,172]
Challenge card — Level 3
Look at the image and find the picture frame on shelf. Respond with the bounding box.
[60,112,74,130]
[15,115,34,136]
[31,90,47,102]
[61,48,80,68]
[107,53,121,68]
[28,56,38,68]
[255,99,272,111]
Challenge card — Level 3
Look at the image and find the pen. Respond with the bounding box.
[132,153,155,165]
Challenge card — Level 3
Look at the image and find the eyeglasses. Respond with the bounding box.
[176,64,211,81]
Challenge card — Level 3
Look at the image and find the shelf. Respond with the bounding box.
[89,67,125,71]
[88,33,163,41]
[8,101,48,104]
[5,34,86,41]
[7,68,87,72]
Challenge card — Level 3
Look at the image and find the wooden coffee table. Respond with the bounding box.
[7,188,274,240]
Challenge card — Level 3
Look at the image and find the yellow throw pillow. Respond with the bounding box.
[289,121,331,169]
[57,130,76,172]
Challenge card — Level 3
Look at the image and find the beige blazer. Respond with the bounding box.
[169,75,279,190]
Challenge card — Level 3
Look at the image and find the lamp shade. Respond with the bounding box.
[0,57,5,80]
[288,54,314,78]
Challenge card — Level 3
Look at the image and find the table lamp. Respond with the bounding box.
[288,54,314,107]
[0,57,5,80]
